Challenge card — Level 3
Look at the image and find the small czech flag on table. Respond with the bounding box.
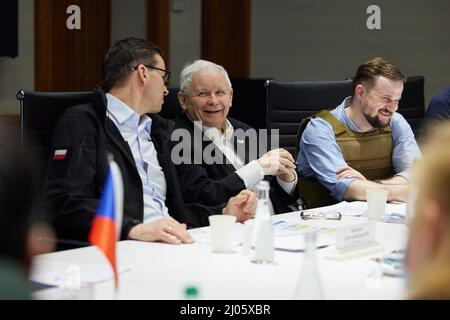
[88,158,124,289]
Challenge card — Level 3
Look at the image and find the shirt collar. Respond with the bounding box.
[341,96,375,132]
[106,93,152,134]
[187,113,234,142]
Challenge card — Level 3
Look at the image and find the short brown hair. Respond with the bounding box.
[351,57,406,95]
[104,38,163,89]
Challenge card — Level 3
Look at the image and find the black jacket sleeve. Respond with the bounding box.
[183,202,225,228]
[44,108,103,243]
[174,161,246,206]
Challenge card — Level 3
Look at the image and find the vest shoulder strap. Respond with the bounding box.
[293,109,342,158]
[316,110,393,136]
[294,114,316,159]
[315,110,352,136]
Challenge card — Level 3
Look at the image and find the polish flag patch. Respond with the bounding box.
[53,149,68,160]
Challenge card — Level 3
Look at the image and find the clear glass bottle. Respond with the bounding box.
[250,181,274,264]
[294,231,324,299]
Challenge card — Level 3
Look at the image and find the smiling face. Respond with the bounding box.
[178,70,233,130]
[357,76,403,128]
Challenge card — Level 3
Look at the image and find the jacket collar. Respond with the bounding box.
[91,87,171,137]
[92,86,108,119]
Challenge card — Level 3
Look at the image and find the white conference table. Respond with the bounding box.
[32,206,409,300]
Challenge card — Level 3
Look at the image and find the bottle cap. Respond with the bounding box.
[184,286,199,298]
[256,180,270,190]
[255,181,270,199]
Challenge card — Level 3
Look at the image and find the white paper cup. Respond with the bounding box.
[366,189,388,221]
[208,215,236,253]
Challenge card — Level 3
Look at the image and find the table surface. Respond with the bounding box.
[32,208,409,300]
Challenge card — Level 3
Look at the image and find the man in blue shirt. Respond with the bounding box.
[296,57,421,208]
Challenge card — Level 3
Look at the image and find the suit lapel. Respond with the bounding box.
[180,113,239,172]
[151,116,181,200]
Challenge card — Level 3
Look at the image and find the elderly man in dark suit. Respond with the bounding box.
[172,60,299,214]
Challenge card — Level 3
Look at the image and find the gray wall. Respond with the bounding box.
[1,0,449,114]
[251,0,450,104]
[111,0,146,43]
[170,0,201,86]
[110,0,202,86]
[0,0,34,114]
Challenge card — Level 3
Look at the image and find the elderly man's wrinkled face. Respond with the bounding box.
[179,70,233,130]
[359,76,403,128]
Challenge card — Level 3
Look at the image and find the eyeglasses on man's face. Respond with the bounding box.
[131,64,171,85]
[299,210,342,220]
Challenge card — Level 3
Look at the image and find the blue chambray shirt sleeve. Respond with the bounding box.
[390,113,422,181]
[296,118,355,201]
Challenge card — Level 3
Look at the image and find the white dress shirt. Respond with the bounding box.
[106,94,169,224]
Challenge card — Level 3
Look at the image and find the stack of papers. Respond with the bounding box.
[302,201,407,220]
[301,201,367,217]
[189,220,337,252]
[272,220,336,252]
[189,224,245,246]
[30,260,130,287]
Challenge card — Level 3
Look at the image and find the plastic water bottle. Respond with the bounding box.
[294,231,324,299]
[250,181,274,264]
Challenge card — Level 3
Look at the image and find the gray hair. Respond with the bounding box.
[179,60,232,94]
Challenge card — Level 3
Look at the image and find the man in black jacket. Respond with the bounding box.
[44,38,256,246]
[172,60,299,214]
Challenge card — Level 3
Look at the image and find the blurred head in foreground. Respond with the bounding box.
[406,122,450,299]
[0,126,54,299]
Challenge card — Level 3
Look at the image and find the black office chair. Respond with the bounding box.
[17,90,93,184]
[397,76,425,139]
[266,80,353,155]
[17,90,93,249]
[161,86,183,119]
[229,78,270,130]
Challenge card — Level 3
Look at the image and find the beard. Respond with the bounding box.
[364,109,392,128]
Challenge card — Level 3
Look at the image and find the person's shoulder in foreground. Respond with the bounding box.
[406,121,450,299]
[0,128,55,299]
[426,86,450,120]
